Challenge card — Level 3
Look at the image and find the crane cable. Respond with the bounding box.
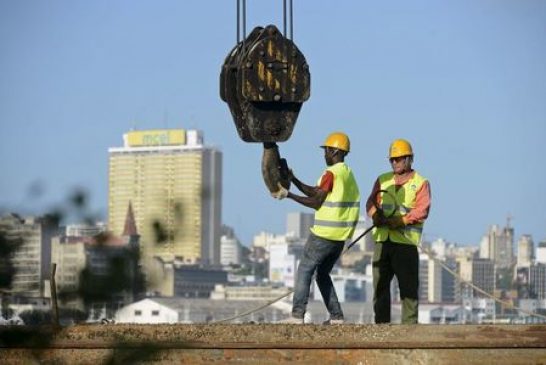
[214,190,546,323]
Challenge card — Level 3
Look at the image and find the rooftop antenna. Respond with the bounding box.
[506,213,513,229]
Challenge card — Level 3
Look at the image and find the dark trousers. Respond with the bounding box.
[372,240,419,324]
[292,233,345,320]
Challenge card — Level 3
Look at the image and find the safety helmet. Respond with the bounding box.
[389,139,413,158]
[321,132,350,152]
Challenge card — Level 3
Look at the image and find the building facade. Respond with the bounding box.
[419,254,443,303]
[108,129,222,276]
[52,209,141,315]
[0,214,57,297]
[536,241,546,264]
[285,212,314,240]
[530,264,546,299]
[517,234,534,268]
[220,234,242,266]
[479,222,514,269]
[459,258,495,300]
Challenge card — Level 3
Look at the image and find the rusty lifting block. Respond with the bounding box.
[220,1,309,195]
[220,24,310,143]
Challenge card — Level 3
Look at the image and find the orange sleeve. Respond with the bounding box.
[403,181,431,225]
[318,171,334,193]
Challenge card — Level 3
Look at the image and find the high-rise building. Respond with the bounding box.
[419,254,443,303]
[0,214,57,297]
[441,258,458,303]
[108,129,222,275]
[285,212,313,240]
[459,258,495,299]
[517,234,534,268]
[530,264,546,299]
[536,241,546,264]
[479,221,514,269]
[431,238,447,260]
[220,225,242,266]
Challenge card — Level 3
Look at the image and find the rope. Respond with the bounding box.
[214,189,546,323]
[418,245,546,321]
[213,190,392,324]
[213,223,379,324]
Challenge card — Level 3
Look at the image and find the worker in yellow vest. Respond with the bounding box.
[272,132,360,324]
[366,139,431,324]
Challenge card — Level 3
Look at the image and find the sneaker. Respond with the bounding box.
[322,318,345,325]
[278,316,304,324]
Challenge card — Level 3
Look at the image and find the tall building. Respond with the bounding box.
[285,212,314,240]
[479,221,514,269]
[530,264,546,299]
[517,234,534,268]
[0,214,57,297]
[108,129,222,275]
[536,240,546,264]
[459,258,495,300]
[419,254,443,303]
[431,238,447,260]
[441,258,458,303]
[220,225,242,266]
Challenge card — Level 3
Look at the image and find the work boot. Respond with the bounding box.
[278,316,304,324]
[322,318,345,325]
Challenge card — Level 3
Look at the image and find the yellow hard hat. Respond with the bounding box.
[321,132,350,152]
[389,139,413,158]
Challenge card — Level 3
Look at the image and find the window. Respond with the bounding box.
[134,310,142,316]
[151,310,159,316]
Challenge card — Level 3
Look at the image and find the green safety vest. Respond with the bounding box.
[310,162,360,241]
[372,171,427,246]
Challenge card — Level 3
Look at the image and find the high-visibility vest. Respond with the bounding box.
[372,171,427,246]
[310,162,360,241]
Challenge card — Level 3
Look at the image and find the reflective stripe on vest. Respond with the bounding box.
[372,171,427,245]
[310,162,360,241]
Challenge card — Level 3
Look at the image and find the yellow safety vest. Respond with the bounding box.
[372,171,427,245]
[310,162,360,241]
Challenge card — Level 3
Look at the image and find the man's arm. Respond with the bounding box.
[291,175,318,197]
[385,180,431,228]
[287,171,332,210]
[287,189,327,210]
[401,181,431,225]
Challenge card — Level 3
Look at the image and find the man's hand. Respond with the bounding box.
[271,183,289,200]
[372,210,387,226]
[386,216,405,229]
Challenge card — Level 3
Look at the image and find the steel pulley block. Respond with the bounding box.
[220,25,311,142]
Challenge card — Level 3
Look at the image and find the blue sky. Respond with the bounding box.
[1,1,545,247]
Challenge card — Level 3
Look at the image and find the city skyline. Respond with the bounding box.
[1,1,545,247]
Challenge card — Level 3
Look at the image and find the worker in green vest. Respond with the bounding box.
[272,132,360,324]
[366,139,431,324]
